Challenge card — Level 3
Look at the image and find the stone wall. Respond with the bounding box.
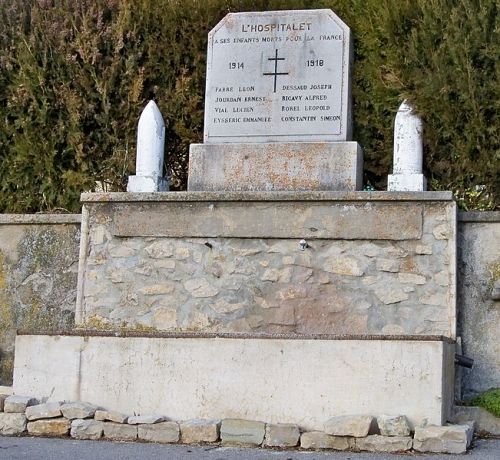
[458,212,500,398]
[77,192,457,338]
[0,215,81,385]
[1,205,498,398]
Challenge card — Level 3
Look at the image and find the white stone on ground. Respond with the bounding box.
[70,419,104,440]
[0,413,27,435]
[300,431,353,450]
[128,414,166,424]
[324,415,373,437]
[138,421,180,443]
[25,402,62,421]
[264,423,300,447]
[376,414,411,436]
[356,434,412,452]
[94,409,128,424]
[27,418,70,436]
[413,424,474,454]
[180,419,221,443]
[103,422,137,441]
[220,419,265,446]
[3,395,38,413]
[60,402,97,419]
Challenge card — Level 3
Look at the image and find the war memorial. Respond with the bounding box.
[2,9,497,454]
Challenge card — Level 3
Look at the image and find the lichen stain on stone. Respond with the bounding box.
[487,261,500,291]
[0,226,79,385]
[0,250,15,385]
[82,315,159,333]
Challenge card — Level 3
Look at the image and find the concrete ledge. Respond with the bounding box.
[0,214,81,224]
[187,142,363,192]
[13,335,454,430]
[81,191,454,203]
[16,329,456,343]
[458,211,500,222]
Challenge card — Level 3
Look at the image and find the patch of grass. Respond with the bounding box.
[471,388,500,418]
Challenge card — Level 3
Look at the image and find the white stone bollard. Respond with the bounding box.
[388,100,427,191]
[127,100,168,192]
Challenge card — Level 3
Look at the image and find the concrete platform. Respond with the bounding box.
[13,333,454,430]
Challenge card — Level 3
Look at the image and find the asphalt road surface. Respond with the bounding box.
[0,437,499,460]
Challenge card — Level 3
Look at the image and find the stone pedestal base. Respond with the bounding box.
[388,173,427,192]
[14,333,454,431]
[188,142,363,191]
[127,175,168,192]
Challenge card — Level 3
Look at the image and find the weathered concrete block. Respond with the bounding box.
[14,335,455,431]
[0,413,27,435]
[26,402,62,421]
[70,419,104,440]
[220,419,265,446]
[300,431,353,450]
[138,421,180,443]
[264,423,300,447]
[180,419,221,443]
[451,406,500,436]
[128,415,165,425]
[188,142,363,192]
[27,417,70,436]
[94,409,128,424]
[376,415,411,437]
[356,434,412,452]
[413,424,474,454]
[324,415,373,437]
[4,395,37,413]
[60,402,97,419]
[103,422,137,441]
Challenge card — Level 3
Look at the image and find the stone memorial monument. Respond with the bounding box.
[11,9,464,451]
[188,9,363,191]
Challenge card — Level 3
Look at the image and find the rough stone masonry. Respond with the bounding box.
[77,192,456,338]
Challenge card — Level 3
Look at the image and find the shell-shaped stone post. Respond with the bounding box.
[388,100,427,191]
[393,100,423,175]
[136,100,165,177]
[127,100,168,192]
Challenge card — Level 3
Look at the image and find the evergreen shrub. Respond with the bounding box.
[0,0,498,212]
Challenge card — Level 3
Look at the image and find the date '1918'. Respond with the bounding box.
[306,59,324,67]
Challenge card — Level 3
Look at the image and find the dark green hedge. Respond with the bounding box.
[0,0,498,211]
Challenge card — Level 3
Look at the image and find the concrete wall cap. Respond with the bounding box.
[80,191,454,203]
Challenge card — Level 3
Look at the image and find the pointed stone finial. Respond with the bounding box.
[127,100,168,192]
[388,100,427,191]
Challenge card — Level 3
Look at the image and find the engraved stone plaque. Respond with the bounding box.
[204,9,352,143]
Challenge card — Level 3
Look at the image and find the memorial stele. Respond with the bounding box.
[188,9,363,191]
